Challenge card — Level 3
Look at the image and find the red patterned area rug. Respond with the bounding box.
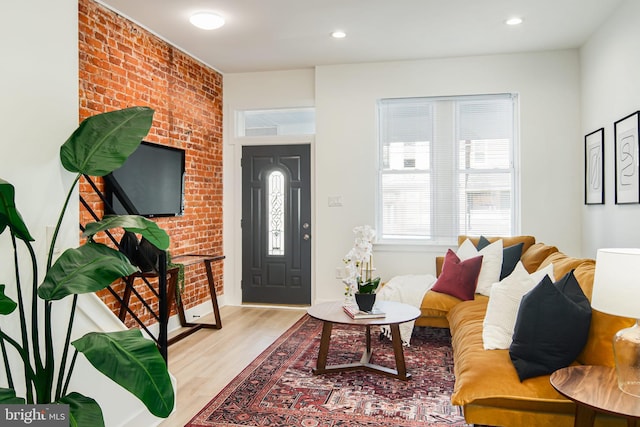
[186,314,470,427]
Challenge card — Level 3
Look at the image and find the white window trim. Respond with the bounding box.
[375,93,520,247]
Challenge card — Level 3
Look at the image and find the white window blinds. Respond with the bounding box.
[378,94,518,244]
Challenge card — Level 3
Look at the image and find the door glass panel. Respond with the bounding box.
[268,170,285,255]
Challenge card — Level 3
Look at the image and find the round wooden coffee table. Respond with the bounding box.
[550,365,640,427]
[307,300,420,380]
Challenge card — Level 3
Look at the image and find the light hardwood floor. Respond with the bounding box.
[160,305,307,426]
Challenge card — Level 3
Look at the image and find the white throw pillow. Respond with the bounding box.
[456,238,503,296]
[482,262,555,350]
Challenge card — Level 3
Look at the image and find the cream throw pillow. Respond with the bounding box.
[482,262,555,350]
[456,238,503,296]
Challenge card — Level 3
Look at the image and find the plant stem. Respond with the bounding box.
[61,350,79,398]
[47,174,81,270]
[24,241,46,390]
[40,301,54,403]
[42,174,80,402]
[10,234,34,403]
[0,329,37,389]
[0,327,14,389]
[55,295,78,401]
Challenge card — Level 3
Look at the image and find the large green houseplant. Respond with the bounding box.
[0,107,174,426]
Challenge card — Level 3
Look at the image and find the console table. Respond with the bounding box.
[119,254,224,345]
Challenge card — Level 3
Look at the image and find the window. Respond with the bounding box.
[236,107,315,137]
[377,94,518,245]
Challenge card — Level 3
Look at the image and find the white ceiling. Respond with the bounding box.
[96,0,622,74]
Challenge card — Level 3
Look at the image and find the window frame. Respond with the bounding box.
[376,93,520,246]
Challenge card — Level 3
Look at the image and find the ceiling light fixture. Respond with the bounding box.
[505,17,523,26]
[331,30,346,39]
[190,12,225,30]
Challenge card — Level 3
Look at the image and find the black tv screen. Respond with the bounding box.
[105,142,185,217]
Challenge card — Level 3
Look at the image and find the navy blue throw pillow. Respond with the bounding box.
[509,270,592,381]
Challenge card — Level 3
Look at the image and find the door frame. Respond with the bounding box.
[228,136,315,306]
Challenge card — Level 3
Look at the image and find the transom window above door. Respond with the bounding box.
[236,107,315,137]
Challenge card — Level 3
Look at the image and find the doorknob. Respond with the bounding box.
[303,234,310,240]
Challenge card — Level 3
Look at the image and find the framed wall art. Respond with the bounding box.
[614,111,640,204]
[585,128,604,205]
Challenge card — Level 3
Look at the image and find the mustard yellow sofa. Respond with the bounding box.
[419,236,635,427]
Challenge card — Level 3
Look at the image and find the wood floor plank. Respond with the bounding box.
[160,305,306,426]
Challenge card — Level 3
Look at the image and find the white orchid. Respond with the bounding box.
[342,225,379,296]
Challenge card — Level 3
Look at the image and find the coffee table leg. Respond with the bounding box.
[313,321,333,374]
[390,324,411,380]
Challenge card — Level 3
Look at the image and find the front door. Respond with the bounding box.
[241,144,311,305]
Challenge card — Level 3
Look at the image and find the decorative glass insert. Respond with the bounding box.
[268,170,285,256]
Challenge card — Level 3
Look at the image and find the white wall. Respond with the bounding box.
[314,52,581,302]
[581,0,640,257]
[0,2,171,426]
[0,1,79,263]
[223,50,582,304]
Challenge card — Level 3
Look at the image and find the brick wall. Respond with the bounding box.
[78,0,224,327]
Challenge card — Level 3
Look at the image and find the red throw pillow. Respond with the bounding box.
[431,249,483,301]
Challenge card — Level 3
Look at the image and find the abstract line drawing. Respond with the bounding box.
[615,111,640,204]
[619,133,636,186]
[585,128,604,205]
[588,146,601,190]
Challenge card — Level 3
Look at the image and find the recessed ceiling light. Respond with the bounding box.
[331,30,346,39]
[505,17,523,26]
[190,12,225,30]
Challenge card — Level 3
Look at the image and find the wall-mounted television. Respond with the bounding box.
[105,141,185,218]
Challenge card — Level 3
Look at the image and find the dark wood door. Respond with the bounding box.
[241,144,311,304]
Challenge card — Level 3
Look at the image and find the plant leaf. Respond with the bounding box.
[82,215,170,250]
[0,178,34,241]
[0,388,26,404]
[72,330,174,418]
[357,277,381,294]
[38,242,138,301]
[59,392,105,427]
[0,285,17,315]
[59,107,154,176]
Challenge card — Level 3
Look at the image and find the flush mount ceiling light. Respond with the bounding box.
[505,17,524,26]
[331,30,346,39]
[190,12,225,30]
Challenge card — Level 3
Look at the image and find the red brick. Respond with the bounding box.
[79,0,224,329]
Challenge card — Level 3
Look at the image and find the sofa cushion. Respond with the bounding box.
[436,235,535,277]
[431,249,483,300]
[457,235,536,255]
[447,298,570,410]
[538,251,587,280]
[520,243,558,272]
[420,289,464,317]
[457,238,503,296]
[509,271,592,381]
[477,236,524,280]
[482,262,555,350]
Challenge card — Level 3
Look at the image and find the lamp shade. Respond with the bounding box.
[592,248,640,319]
